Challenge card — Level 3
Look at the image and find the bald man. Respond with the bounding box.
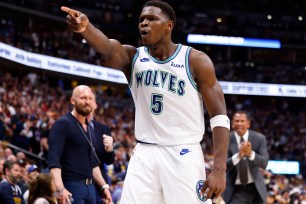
[47,85,112,204]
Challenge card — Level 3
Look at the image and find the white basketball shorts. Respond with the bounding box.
[120,143,212,204]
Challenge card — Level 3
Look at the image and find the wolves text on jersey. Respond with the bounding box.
[135,69,186,96]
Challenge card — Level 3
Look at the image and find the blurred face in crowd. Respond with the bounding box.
[4,147,13,158]
[16,152,26,160]
[28,170,40,182]
[5,163,21,183]
[7,154,17,161]
[232,112,250,137]
[0,148,4,159]
[0,159,5,176]
[18,160,28,181]
[71,85,94,117]
[266,193,276,204]
[115,146,126,161]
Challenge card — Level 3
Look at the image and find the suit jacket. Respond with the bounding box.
[222,130,269,203]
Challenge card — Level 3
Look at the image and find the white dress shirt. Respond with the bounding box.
[231,130,255,184]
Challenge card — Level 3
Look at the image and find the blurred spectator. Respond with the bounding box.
[111,177,123,204]
[28,115,41,155]
[289,187,302,203]
[0,104,5,140]
[4,147,13,159]
[0,147,4,159]
[23,164,41,204]
[27,164,40,182]
[0,160,25,204]
[17,159,29,195]
[39,111,59,161]
[16,152,26,161]
[28,173,57,204]
[7,154,17,162]
[12,113,33,151]
[110,144,128,181]
[266,191,277,204]
[0,158,5,181]
[275,189,290,204]
[0,105,13,142]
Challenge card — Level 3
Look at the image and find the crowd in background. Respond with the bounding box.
[1,14,305,86]
[1,0,306,68]
[0,69,305,203]
[0,0,306,203]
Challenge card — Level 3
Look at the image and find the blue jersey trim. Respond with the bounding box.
[185,47,199,91]
[130,48,140,88]
[144,44,182,64]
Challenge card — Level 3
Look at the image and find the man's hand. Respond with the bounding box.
[61,6,89,33]
[102,188,113,204]
[241,141,252,157]
[103,134,113,152]
[238,147,245,158]
[55,188,73,204]
[201,170,226,200]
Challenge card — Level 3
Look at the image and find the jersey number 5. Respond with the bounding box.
[150,93,163,115]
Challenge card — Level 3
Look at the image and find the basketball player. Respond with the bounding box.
[61,1,230,203]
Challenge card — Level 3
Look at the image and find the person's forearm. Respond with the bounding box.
[81,23,113,57]
[50,168,65,190]
[93,166,107,187]
[212,127,229,172]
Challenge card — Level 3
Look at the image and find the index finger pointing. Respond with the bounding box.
[61,6,78,16]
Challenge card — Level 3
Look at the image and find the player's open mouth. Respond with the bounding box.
[141,30,149,36]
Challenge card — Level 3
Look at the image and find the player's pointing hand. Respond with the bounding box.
[61,6,89,33]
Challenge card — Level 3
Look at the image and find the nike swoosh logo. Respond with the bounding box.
[140,58,150,62]
[180,149,192,155]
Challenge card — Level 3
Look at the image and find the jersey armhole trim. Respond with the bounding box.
[185,47,199,92]
[129,48,140,88]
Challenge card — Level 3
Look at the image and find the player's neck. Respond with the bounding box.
[149,42,177,60]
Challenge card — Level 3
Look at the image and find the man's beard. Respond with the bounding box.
[75,101,92,117]
[9,175,20,183]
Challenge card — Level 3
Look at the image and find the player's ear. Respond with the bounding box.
[165,21,174,35]
[168,21,174,30]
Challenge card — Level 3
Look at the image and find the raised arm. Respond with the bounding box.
[61,6,136,77]
[189,49,230,199]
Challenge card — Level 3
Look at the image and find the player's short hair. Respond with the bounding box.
[143,0,176,26]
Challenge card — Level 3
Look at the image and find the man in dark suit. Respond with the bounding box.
[222,111,269,204]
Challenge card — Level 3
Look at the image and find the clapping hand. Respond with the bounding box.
[239,141,252,158]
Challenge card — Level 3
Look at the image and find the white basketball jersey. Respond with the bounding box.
[130,44,205,145]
